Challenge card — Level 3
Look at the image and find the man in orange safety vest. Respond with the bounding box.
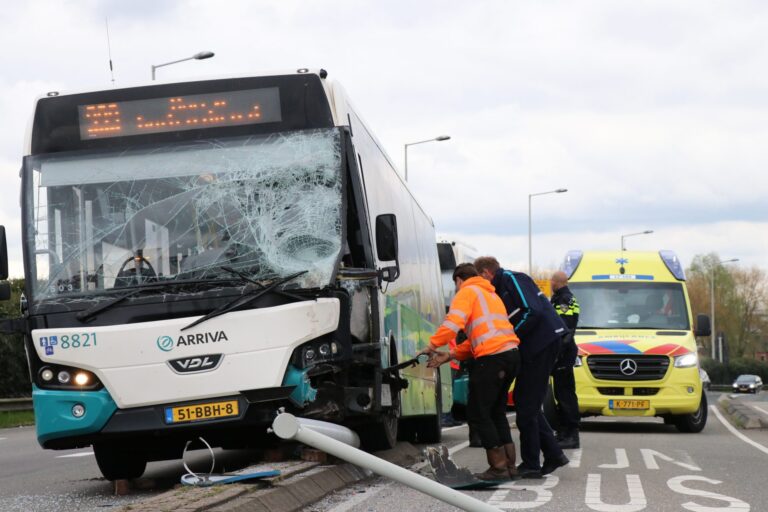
[420,263,521,481]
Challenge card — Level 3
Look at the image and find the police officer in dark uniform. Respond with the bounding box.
[474,257,569,478]
[550,270,581,449]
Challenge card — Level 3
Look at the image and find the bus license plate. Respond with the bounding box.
[165,400,239,424]
[609,399,650,410]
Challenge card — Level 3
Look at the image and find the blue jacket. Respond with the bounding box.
[491,269,567,360]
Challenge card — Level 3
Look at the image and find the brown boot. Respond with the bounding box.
[475,447,510,481]
[503,443,520,480]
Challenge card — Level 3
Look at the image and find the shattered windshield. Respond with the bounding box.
[25,128,343,301]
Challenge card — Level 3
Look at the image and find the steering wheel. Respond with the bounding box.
[115,253,157,287]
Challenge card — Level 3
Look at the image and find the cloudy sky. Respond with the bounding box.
[1,0,767,277]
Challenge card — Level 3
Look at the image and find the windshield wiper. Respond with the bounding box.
[181,270,308,331]
[76,278,241,323]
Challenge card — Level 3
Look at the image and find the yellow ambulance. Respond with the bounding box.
[560,250,710,432]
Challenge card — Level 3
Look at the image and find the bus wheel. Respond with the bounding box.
[674,391,708,433]
[359,384,399,451]
[411,371,443,444]
[93,442,147,481]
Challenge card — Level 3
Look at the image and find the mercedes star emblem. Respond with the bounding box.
[619,358,638,376]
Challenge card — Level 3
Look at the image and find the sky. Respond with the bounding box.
[1,0,767,277]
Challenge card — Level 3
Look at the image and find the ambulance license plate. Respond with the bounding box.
[609,399,650,410]
[164,400,239,424]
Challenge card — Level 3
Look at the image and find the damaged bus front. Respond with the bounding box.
[0,71,447,480]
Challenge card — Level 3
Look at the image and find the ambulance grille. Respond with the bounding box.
[587,355,669,381]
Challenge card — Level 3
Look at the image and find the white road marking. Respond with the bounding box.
[667,475,750,511]
[567,448,582,468]
[0,437,7,441]
[640,448,700,471]
[488,475,559,509]
[585,473,646,512]
[710,405,768,456]
[751,404,768,417]
[442,424,467,433]
[599,448,629,469]
[56,451,93,458]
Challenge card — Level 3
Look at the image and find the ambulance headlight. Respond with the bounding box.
[573,356,583,367]
[673,353,698,368]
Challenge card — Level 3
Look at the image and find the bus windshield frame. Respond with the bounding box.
[22,127,346,304]
[569,281,691,330]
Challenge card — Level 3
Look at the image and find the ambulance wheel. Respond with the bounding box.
[674,391,708,433]
[93,442,147,481]
[411,371,443,444]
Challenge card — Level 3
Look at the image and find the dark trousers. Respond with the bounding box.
[552,339,580,433]
[466,349,520,449]
[514,340,564,469]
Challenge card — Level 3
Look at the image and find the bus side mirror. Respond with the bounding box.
[0,282,9,301]
[375,214,400,283]
[0,226,8,280]
[695,314,711,337]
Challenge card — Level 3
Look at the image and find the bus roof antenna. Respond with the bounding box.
[105,17,116,85]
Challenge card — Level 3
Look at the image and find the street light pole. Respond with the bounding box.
[711,258,739,361]
[528,188,568,275]
[151,51,215,80]
[620,230,654,252]
[403,135,450,181]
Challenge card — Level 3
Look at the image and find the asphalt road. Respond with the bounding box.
[0,425,261,512]
[1,391,766,512]
[314,391,768,511]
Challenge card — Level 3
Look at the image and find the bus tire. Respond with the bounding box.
[674,391,708,433]
[93,442,147,481]
[411,371,443,444]
[359,383,400,452]
[543,384,561,433]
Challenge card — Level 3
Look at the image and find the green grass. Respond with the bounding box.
[0,410,35,428]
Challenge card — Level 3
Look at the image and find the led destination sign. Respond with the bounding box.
[78,87,282,140]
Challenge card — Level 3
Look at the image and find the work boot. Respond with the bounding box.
[503,443,520,480]
[475,447,510,481]
[541,453,570,475]
[558,430,580,449]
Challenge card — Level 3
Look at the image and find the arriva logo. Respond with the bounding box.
[157,335,175,352]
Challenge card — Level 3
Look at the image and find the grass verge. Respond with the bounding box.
[0,410,35,428]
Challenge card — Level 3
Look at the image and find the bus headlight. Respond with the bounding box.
[673,353,698,368]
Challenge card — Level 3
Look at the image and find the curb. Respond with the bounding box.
[117,443,422,512]
[717,394,768,429]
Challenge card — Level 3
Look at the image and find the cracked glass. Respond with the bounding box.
[25,128,343,301]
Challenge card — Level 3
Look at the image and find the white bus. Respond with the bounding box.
[0,69,450,480]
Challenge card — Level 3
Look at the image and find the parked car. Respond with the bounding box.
[699,369,711,391]
[732,374,763,394]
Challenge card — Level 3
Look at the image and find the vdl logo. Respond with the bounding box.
[157,335,175,352]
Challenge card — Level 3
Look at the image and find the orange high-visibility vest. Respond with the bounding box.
[430,276,519,360]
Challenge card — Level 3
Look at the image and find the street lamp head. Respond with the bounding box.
[643,230,653,234]
[555,188,568,193]
[194,51,215,60]
[435,135,451,141]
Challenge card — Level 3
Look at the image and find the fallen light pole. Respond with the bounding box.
[270,412,501,512]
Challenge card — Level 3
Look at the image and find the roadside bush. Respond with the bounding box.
[0,279,30,397]
[701,358,768,384]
